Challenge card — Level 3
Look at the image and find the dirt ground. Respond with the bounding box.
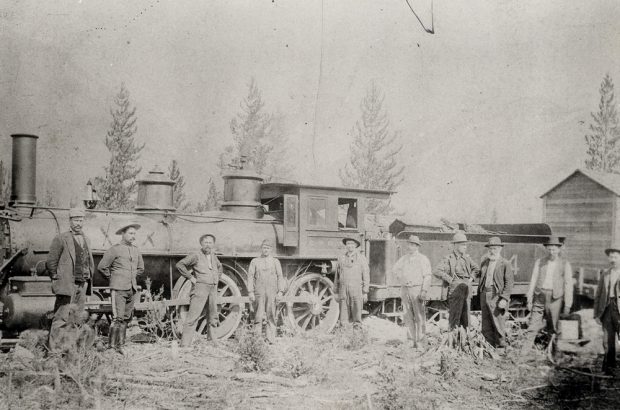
[1,310,620,410]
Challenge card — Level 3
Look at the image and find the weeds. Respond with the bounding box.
[234,324,272,372]
[280,347,313,379]
[332,324,370,351]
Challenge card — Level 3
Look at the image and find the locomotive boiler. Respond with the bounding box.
[0,134,393,341]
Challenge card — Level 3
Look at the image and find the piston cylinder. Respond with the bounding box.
[10,134,38,206]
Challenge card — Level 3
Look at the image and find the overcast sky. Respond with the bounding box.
[1,0,619,223]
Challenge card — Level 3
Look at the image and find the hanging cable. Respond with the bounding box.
[404,0,435,34]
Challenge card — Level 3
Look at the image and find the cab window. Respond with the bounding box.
[338,198,358,229]
[307,197,327,227]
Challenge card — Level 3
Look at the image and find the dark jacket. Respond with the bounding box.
[98,242,144,291]
[433,251,480,284]
[594,268,620,319]
[46,231,95,296]
[478,257,514,301]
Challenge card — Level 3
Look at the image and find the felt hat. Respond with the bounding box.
[342,237,361,247]
[406,235,421,246]
[452,232,468,243]
[199,233,216,243]
[544,235,563,247]
[115,223,141,235]
[68,208,85,218]
[605,243,620,256]
[484,237,504,248]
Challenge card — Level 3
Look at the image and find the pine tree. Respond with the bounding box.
[585,74,620,173]
[340,82,405,214]
[168,160,189,211]
[219,78,290,179]
[195,179,222,212]
[95,83,145,210]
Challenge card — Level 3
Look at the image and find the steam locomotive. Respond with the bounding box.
[0,134,555,343]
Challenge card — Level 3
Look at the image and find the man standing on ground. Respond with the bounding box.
[46,208,95,351]
[334,237,370,325]
[478,237,513,348]
[176,234,223,348]
[248,239,284,343]
[392,235,432,347]
[98,223,144,354]
[594,244,620,375]
[522,235,573,352]
[433,232,480,329]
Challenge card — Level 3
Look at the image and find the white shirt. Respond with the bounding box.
[393,252,432,289]
[542,259,558,289]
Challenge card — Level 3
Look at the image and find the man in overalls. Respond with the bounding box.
[248,239,284,343]
[334,237,370,325]
[176,233,223,347]
[433,232,480,329]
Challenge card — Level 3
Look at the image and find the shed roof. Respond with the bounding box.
[540,168,620,198]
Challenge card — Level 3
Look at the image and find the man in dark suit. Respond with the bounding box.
[478,237,514,348]
[594,244,620,375]
[46,208,95,351]
[434,232,480,329]
[98,223,144,353]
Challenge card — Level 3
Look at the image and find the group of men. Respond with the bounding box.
[45,209,620,374]
[46,208,144,354]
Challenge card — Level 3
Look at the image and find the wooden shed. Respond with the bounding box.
[541,168,620,286]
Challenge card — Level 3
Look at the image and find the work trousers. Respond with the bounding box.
[253,283,278,343]
[181,283,218,347]
[447,280,471,329]
[522,289,562,352]
[602,299,620,372]
[480,290,508,348]
[339,286,363,324]
[401,286,425,344]
[49,282,88,351]
[111,289,137,325]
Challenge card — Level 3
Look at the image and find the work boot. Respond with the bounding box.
[108,323,117,349]
[208,324,219,347]
[119,322,127,346]
[109,323,123,354]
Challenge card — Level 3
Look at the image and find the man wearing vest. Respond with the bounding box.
[433,232,480,330]
[522,235,573,353]
[248,239,284,343]
[334,237,370,325]
[392,235,432,347]
[98,223,145,354]
[478,237,514,348]
[46,208,95,352]
[176,233,223,348]
[593,244,620,375]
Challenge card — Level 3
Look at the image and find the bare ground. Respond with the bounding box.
[1,312,619,410]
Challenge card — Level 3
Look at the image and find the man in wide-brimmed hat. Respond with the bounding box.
[392,235,432,347]
[433,231,480,329]
[46,208,95,352]
[593,244,620,374]
[334,237,369,325]
[522,235,573,353]
[176,233,223,348]
[247,239,284,343]
[98,222,144,353]
[478,237,514,348]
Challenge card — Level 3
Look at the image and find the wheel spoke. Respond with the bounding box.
[301,314,313,330]
[321,295,333,303]
[318,286,328,299]
[219,284,229,296]
[296,311,311,324]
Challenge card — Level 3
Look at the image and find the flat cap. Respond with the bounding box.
[69,208,85,218]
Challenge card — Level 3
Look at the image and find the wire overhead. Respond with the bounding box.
[404,0,435,34]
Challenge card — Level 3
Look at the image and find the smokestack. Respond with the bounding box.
[10,134,38,206]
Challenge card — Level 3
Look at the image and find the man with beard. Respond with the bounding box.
[46,208,95,351]
[594,244,620,375]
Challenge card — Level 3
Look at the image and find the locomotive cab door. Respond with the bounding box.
[283,194,299,247]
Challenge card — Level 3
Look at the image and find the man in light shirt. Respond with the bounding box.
[392,235,431,347]
[522,235,573,352]
[593,244,620,375]
[478,237,513,348]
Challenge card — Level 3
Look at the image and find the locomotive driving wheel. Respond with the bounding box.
[283,272,339,334]
[170,271,243,340]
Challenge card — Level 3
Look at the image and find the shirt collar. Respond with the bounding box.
[121,239,133,246]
